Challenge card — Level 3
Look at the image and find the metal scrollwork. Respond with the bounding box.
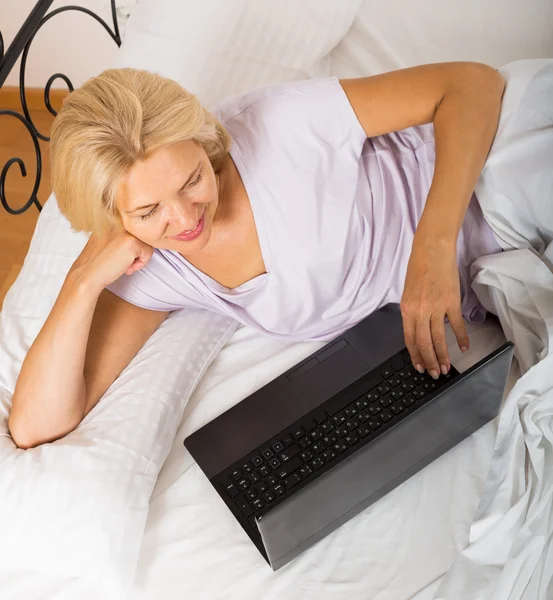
[0,0,122,214]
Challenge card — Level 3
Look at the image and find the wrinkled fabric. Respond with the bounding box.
[434,58,553,600]
[107,77,501,342]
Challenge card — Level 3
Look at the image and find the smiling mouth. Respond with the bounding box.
[169,212,206,241]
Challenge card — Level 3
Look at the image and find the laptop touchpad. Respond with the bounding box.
[290,343,368,412]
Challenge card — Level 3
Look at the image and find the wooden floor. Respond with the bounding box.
[0,104,56,309]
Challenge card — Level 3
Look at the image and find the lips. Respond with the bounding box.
[170,212,205,242]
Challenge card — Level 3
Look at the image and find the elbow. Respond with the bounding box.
[472,62,507,94]
[8,414,79,450]
[8,417,39,450]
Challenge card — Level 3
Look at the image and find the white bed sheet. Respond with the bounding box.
[0,317,517,600]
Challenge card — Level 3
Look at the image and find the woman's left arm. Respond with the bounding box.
[340,62,506,378]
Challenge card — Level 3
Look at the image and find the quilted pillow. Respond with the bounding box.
[0,196,238,599]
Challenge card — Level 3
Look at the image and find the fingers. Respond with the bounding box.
[430,313,450,375]
[401,305,451,379]
[448,306,470,353]
[402,312,425,374]
[415,314,441,379]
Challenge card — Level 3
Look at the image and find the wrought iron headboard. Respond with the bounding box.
[0,0,122,216]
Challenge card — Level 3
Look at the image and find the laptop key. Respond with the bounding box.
[402,394,415,407]
[262,490,276,504]
[247,471,260,484]
[299,437,312,449]
[358,410,370,422]
[323,434,338,447]
[333,414,347,426]
[357,427,368,439]
[292,427,305,439]
[300,449,314,462]
[312,442,325,454]
[310,457,325,470]
[310,429,323,441]
[388,377,402,388]
[356,397,369,410]
[235,497,254,518]
[244,488,258,501]
[366,392,380,403]
[299,465,313,478]
[379,410,392,423]
[252,456,263,467]
[269,458,281,469]
[390,403,404,415]
[283,472,302,490]
[368,405,382,416]
[276,457,302,479]
[380,367,394,378]
[259,465,271,477]
[279,444,300,462]
[377,385,390,395]
[262,449,273,460]
[231,469,243,482]
[344,407,357,418]
[272,441,284,453]
[345,434,359,447]
[238,479,250,491]
[335,426,348,438]
[252,498,265,512]
[266,473,279,486]
[379,396,392,408]
[321,422,335,433]
[254,480,269,493]
[283,435,295,447]
[273,484,286,496]
[368,419,381,430]
[225,483,239,498]
[322,449,337,463]
[241,463,253,474]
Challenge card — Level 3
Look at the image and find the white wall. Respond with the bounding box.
[0,0,132,89]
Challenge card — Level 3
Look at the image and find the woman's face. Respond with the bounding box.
[116,140,221,255]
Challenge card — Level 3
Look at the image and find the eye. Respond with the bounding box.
[139,205,158,221]
[189,171,203,186]
[181,171,203,193]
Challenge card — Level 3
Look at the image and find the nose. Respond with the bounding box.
[163,200,200,232]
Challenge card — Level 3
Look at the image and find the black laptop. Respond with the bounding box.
[184,303,514,570]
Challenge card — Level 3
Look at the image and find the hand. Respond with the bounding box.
[400,236,470,379]
[69,230,154,292]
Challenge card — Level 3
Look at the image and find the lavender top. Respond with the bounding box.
[107,77,502,342]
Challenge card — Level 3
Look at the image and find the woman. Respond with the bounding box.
[8,62,507,449]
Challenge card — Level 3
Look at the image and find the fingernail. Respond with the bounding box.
[430,369,439,380]
[461,346,468,353]
[441,364,449,375]
[415,364,425,374]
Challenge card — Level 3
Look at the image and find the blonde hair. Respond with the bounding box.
[50,68,231,236]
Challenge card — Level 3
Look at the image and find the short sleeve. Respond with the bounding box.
[105,250,202,312]
[211,76,368,158]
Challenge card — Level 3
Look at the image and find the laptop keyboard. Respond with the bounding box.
[214,348,460,537]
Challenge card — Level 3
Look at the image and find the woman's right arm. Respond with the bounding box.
[8,233,169,450]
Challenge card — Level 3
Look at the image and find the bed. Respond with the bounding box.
[1,1,552,599]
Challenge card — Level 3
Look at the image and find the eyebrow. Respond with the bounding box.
[125,161,202,214]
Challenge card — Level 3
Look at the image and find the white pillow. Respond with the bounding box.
[328,0,553,78]
[0,196,238,599]
[116,0,364,108]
